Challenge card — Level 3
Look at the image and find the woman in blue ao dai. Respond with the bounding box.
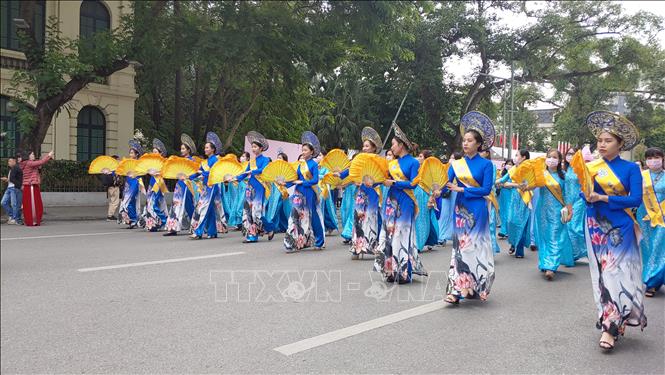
[637,147,665,298]
[443,127,495,304]
[583,112,646,351]
[534,149,575,280]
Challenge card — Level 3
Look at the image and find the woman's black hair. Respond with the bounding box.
[277,152,288,161]
[452,152,463,160]
[547,149,566,180]
[563,147,577,169]
[251,141,264,150]
[206,142,217,153]
[519,149,530,160]
[302,143,314,153]
[182,143,192,154]
[502,159,514,176]
[419,149,433,159]
[241,151,250,159]
[465,129,484,152]
[644,147,664,159]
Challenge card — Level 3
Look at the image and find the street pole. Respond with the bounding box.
[502,84,507,160]
[508,61,515,160]
[381,82,412,150]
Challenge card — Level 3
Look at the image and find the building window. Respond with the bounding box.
[77,106,106,162]
[80,0,110,39]
[0,96,21,158]
[0,0,45,51]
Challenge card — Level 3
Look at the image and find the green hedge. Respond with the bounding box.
[0,159,105,192]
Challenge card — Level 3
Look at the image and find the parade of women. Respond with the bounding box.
[32,109,655,354]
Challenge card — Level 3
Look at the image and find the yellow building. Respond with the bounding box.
[0,0,137,160]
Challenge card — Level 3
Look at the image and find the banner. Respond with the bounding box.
[244,137,302,162]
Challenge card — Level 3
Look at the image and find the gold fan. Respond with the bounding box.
[116,158,145,176]
[320,148,350,172]
[349,153,388,186]
[321,172,352,188]
[137,153,166,175]
[161,157,200,179]
[209,160,246,186]
[511,157,546,188]
[192,156,205,165]
[261,160,298,184]
[417,157,450,192]
[88,155,119,174]
[220,154,239,163]
[570,150,594,199]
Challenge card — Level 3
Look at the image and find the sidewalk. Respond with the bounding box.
[1,206,108,223]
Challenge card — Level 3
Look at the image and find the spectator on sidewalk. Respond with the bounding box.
[1,155,23,224]
[20,150,54,226]
[99,155,122,221]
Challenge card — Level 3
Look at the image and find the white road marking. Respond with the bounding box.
[1,232,123,241]
[274,300,445,356]
[77,252,246,272]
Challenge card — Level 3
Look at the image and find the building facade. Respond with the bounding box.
[0,0,137,160]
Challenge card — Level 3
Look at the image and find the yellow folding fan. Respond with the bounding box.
[116,158,145,176]
[191,156,205,165]
[208,160,246,186]
[417,157,450,193]
[261,160,298,184]
[320,149,350,172]
[511,157,546,188]
[161,157,200,179]
[570,150,594,199]
[88,155,119,174]
[137,153,166,175]
[322,172,352,188]
[349,153,388,186]
[220,154,239,163]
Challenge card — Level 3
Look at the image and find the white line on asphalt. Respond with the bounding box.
[274,300,445,356]
[77,252,246,272]
[1,232,124,241]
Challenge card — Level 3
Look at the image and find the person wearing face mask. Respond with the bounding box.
[562,147,588,260]
[315,150,340,236]
[497,158,515,238]
[282,131,326,252]
[118,140,145,229]
[374,124,427,284]
[416,149,439,252]
[141,138,169,232]
[582,111,646,351]
[636,147,665,298]
[441,112,496,304]
[164,134,198,236]
[189,132,228,240]
[230,131,275,243]
[496,149,533,258]
[532,149,575,280]
[346,127,383,259]
[265,152,292,234]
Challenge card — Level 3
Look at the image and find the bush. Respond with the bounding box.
[0,158,105,193]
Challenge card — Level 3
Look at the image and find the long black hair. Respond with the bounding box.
[547,149,566,180]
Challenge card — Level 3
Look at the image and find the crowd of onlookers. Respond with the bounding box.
[1,150,54,226]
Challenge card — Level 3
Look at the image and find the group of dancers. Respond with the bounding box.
[97,110,662,352]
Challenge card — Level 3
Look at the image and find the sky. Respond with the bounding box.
[442,1,665,110]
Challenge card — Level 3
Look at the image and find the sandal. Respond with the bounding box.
[444,295,459,304]
[268,231,275,241]
[545,271,555,281]
[508,246,515,255]
[599,340,614,351]
[645,288,656,297]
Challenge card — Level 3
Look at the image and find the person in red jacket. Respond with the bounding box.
[20,150,54,226]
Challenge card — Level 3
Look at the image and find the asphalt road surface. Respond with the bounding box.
[1,220,663,373]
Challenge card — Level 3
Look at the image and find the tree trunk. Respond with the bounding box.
[172,0,182,150]
[151,87,162,131]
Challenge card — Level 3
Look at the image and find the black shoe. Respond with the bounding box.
[127,223,137,229]
[268,231,275,241]
[163,232,177,236]
[508,246,515,255]
[530,245,538,252]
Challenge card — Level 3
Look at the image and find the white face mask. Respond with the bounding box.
[512,156,520,164]
[546,158,559,168]
[565,154,573,163]
[240,156,247,162]
[646,159,663,170]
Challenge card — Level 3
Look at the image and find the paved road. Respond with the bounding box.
[1,220,663,373]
